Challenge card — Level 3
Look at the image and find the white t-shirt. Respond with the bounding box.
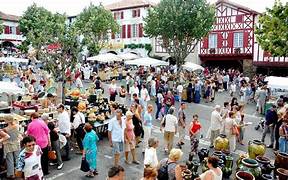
[57,111,71,135]
[144,147,158,168]
[210,110,222,131]
[140,88,150,101]
[72,112,85,129]
[177,85,183,93]
[164,114,178,132]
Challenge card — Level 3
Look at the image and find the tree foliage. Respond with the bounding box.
[72,4,119,56]
[19,4,80,80]
[144,0,215,65]
[255,0,288,57]
[0,19,3,34]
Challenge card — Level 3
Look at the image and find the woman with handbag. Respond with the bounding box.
[82,123,99,177]
[223,111,238,152]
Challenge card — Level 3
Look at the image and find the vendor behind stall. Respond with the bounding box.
[42,93,56,109]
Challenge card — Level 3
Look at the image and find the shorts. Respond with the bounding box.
[124,140,136,152]
[112,141,124,154]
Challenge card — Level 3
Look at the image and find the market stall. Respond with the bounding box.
[87,53,122,63]
[125,57,169,66]
[182,62,204,72]
[118,52,140,60]
[264,76,288,113]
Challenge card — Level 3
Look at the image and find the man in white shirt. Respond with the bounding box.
[71,107,85,153]
[108,109,126,166]
[57,104,71,160]
[209,105,223,148]
[129,83,139,101]
[144,137,159,168]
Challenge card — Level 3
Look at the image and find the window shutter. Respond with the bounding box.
[243,31,249,47]
[227,32,234,48]
[137,9,141,17]
[112,33,115,39]
[202,37,208,49]
[217,33,223,48]
[132,10,135,18]
[114,13,117,20]
[127,24,131,38]
[4,26,10,34]
[16,27,20,35]
[138,23,143,37]
[122,25,126,38]
[121,12,124,19]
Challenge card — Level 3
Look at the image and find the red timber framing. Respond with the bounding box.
[199,0,258,62]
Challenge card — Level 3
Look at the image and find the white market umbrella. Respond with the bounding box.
[182,62,204,71]
[0,81,25,95]
[125,57,169,66]
[118,53,140,60]
[0,57,29,63]
[87,53,122,63]
[264,76,288,90]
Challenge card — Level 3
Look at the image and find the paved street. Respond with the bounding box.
[45,81,274,180]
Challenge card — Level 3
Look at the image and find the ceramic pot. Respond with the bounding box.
[238,158,261,179]
[198,148,209,163]
[182,169,192,180]
[248,140,266,159]
[212,151,225,161]
[261,174,273,180]
[274,152,288,170]
[222,155,233,178]
[186,161,193,170]
[191,160,200,178]
[276,168,288,180]
[235,171,255,180]
[256,156,274,175]
[214,134,229,151]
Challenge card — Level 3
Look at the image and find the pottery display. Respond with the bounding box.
[238,158,262,179]
[255,156,274,175]
[274,152,288,170]
[182,169,192,180]
[191,160,200,179]
[276,168,288,180]
[214,134,229,152]
[235,171,255,180]
[248,140,266,159]
[261,174,273,180]
[198,148,209,163]
[212,151,225,161]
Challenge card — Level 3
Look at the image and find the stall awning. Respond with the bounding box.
[87,53,122,62]
[264,76,288,90]
[125,57,169,66]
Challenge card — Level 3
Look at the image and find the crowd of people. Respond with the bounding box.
[0,59,287,180]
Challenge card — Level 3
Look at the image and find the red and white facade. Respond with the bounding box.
[0,11,24,46]
[103,0,155,57]
[199,0,258,66]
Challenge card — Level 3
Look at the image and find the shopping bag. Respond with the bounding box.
[80,158,90,172]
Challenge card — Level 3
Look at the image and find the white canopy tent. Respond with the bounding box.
[264,76,288,90]
[182,62,204,71]
[0,57,29,63]
[87,53,122,62]
[118,53,140,60]
[125,57,169,66]
[0,81,25,95]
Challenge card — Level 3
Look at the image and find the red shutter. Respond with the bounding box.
[16,27,20,35]
[217,33,223,48]
[138,23,143,37]
[243,31,249,47]
[137,9,141,17]
[127,24,131,38]
[4,26,10,34]
[112,33,115,39]
[122,25,126,38]
[202,37,208,49]
[227,32,234,48]
[236,15,243,23]
[121,12,124,19]
[114,13,116,20]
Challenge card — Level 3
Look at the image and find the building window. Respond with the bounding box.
[132,9,140,18]
[132,24,138,38]
[114,11,124,20]
[209,34,217,48]
[9,26,16,34]
[234,32,243,48]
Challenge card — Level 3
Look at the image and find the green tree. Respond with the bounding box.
[19,4,80,102]
[0,19,3,34]
[144,0,215,66]
[73,4,119,56]
[255,0,288,57]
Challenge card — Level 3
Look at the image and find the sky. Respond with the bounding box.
[0,0,287,16]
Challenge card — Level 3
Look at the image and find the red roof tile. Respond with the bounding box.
[216,0,260,14]
[105,0,156,11]
[0,11,20,22]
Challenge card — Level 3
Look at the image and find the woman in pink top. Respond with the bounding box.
[27,113,50,175]
[124,111,140,165]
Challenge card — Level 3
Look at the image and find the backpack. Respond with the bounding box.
[157,160,175,180]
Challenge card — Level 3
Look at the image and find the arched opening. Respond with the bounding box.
[107,51,117,55]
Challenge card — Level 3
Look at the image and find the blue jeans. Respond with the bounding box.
[279,137,288,153]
